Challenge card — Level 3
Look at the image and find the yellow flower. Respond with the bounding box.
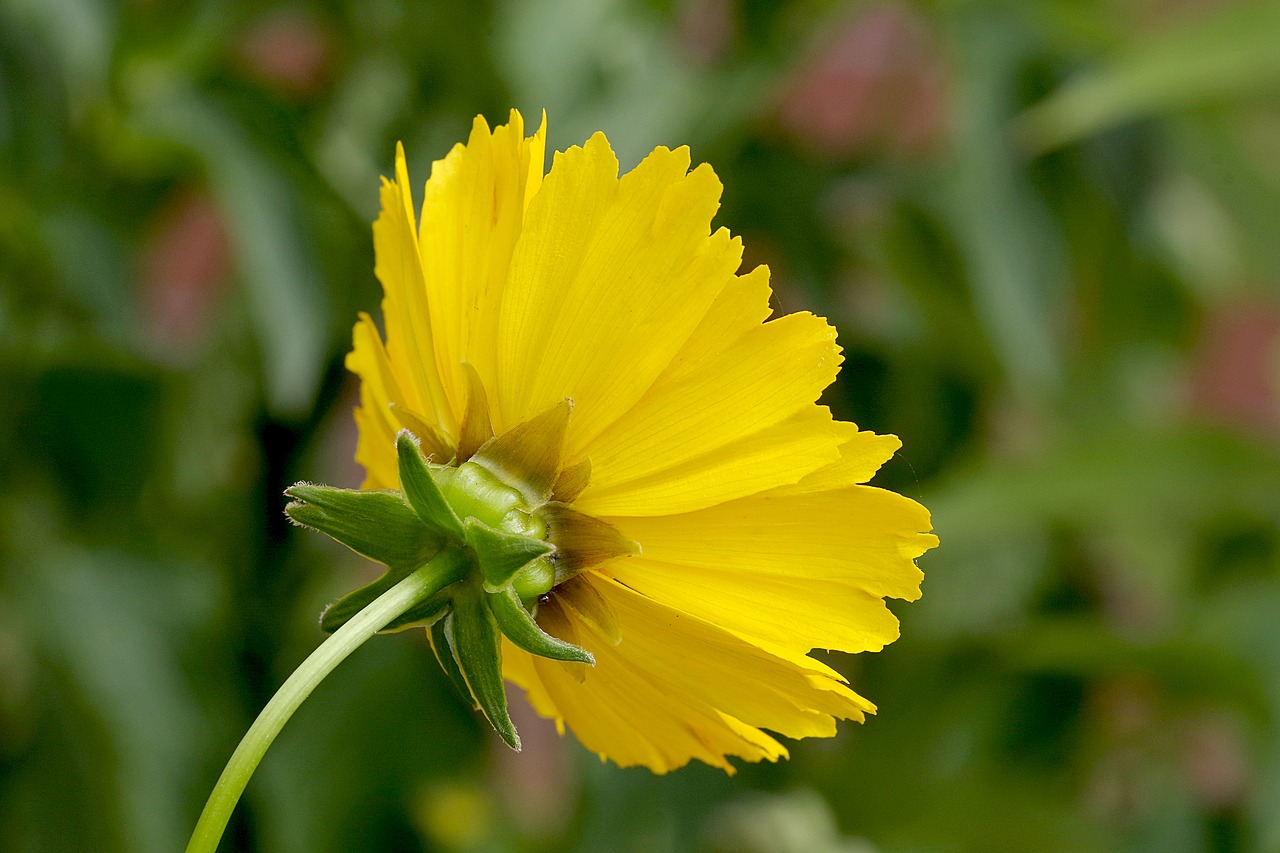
[346,110,937,774]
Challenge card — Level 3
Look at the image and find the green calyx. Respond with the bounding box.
[284,400,638,750]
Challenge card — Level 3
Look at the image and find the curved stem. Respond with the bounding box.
[185,550,467,853]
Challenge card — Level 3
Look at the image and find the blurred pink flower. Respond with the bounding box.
[235,8,335,99]
[676,0,738,66]
[139,190,230,352]
[1180,710,1248,811]
[777,3,946,160]
[1188,298,1280,435]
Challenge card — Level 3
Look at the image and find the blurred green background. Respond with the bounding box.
[4,0,1280,851]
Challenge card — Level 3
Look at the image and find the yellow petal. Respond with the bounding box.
[574,407,853,516]
[374,145,455,436]
[346,312,405,489]
[418,111,545,423]
[573,576,871,738]
[494,139,740,449]
[534,600,733,772]
[507,575,870,772]
[768,430,904,494]
[520,110,548,213]
[659,262,773,376]
[604,555,901,655]
[582,310,843,493]
[520,590,794,773]
[492,133,617,429]
[605,486,936,601]
[352,117,939,775]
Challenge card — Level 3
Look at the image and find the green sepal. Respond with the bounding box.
[319,567,410,633]
[449,583,521,750]
[435,464,523,528]
[388,403,454,463]
[463,517,555,591]
[319,546,469,634]
[379,590,451,633]
[511,557,556,600]
[470,399,571,506]
[488,587,594,664]
[285,484,442,571]
[396,431,464,537]
[538,502,640,583]
[556,576,621,646]
[551,456,592,503]
[430,614,476,708]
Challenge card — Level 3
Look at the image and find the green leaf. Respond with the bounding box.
[488,588,594,664]
[447,584,521,750]
[395,431,464,537]
[947,9,1065,399]
[285,484,442,571]
[463,517,554,590]
[1018,1,1280,153]
[469,399,571,506]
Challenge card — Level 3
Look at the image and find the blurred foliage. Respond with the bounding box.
[2,0,1280,851]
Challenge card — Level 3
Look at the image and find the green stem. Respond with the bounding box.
[185,549,467,853]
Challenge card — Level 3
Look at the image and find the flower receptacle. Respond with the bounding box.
[285,407,637,747]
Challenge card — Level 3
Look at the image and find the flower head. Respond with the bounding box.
[343,110,937,773]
